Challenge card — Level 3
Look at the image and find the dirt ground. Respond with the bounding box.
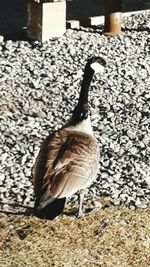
[0,204,150,267]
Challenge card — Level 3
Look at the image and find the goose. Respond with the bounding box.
[33,57,106,219]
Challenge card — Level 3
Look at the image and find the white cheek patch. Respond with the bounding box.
[90,62,105,74]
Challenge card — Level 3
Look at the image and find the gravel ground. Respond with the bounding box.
[0,11,150,212]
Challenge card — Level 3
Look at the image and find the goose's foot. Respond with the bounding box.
[77,206,86,218]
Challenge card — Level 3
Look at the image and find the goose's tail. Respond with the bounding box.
[34,198,66,220]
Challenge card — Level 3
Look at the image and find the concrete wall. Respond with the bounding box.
[0,0,150,36]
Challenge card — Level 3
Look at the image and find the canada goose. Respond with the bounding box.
[33,57,106,219]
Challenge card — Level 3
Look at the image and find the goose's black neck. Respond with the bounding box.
[72,64,94,124]
[78,65,94,106]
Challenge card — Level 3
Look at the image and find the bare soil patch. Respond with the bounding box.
[0,206,150,267]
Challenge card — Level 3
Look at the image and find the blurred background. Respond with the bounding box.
[0,0,150,37]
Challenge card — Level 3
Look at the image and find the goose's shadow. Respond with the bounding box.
[63,207,94,217]
[0,202,34,216]
[0,202,94,219]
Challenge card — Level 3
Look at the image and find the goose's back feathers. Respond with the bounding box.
[33,127,99,209]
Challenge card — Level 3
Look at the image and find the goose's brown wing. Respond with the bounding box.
[33,128,99,207]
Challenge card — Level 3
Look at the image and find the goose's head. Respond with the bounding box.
[86,57,106,74]
[67,57,106,127]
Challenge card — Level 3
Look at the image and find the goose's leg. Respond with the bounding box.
[78,189,85,217]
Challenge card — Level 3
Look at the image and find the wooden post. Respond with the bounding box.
[27,0,66,42]
[104,0,122,36]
